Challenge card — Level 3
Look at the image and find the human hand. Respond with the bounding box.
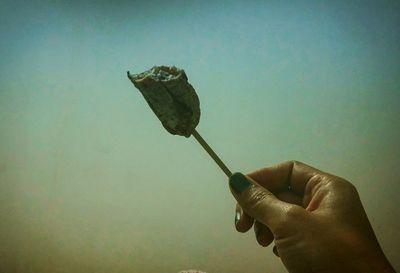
[229,161,395,273]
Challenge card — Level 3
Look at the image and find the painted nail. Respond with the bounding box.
[235,211,241,226]
[273,245,280,257]
[229,173,251,194]
[255,225,261,241]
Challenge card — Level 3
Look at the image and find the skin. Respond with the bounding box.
[230,161,395,273]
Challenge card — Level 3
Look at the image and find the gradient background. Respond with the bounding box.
[1,1,399,272]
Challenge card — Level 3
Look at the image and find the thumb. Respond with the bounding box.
[229,172,290,231]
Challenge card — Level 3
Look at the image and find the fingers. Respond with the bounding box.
[234,192,300,245]
[235,203,254,232]
[247,160,323,196]
[234,205,274,248]
[272,245,280,257]
[254,220,274,247]
[229,172,290,230]
[276,191,303,207]
[246,161,294,193]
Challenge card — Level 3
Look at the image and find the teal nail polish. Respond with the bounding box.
[255,226,261,240]
[273,245,280,257]
[229,172,251,193]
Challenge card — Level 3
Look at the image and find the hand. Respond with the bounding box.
[229,161,395,273]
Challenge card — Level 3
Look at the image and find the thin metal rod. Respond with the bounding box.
[191,129,232,177]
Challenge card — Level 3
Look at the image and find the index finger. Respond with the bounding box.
[247,160,322,195]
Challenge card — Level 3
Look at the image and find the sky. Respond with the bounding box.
[0,1,399,272]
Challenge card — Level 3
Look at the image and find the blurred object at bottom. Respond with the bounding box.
[178,269,206,273]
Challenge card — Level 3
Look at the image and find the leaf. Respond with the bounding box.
[127,66,200,137]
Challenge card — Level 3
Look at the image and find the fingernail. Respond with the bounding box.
[229,173,251,194]
[255,225,261,241]
[273,245,280,257]
[235,211,241,226]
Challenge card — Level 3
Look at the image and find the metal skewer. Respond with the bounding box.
[191,129,232,177]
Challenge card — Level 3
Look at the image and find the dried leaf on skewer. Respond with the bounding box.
[127,65,231,177]
[127,66,200,137]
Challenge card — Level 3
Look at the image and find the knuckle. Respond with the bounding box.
[308,173,324,187]
[284,205,305,220]
[288,159,302,168]
[322,176,361,201]
[342,180,359,197]
[329,177,358,192]
[245,189,271,212]
[280,160,299,169]
[291,159,301,165]
[309,173,323,183]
